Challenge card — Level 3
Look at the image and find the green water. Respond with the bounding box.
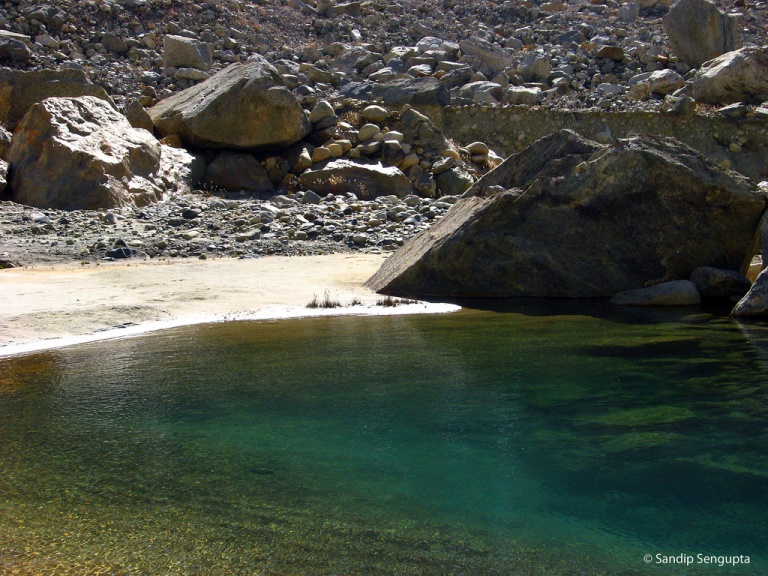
[1,303,767,575]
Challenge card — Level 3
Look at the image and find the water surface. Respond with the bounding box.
[1,304,767,574]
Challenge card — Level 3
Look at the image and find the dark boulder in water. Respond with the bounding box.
[367,130,766,298]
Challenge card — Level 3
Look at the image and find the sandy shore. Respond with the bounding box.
[0,254,458,357]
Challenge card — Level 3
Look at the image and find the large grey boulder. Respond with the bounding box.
[287,0,317,15]
[22,4,66,28]
[460,81,503,103]
[507,86,543,105]
[367,130,766,299]
[316,0,332,15]
[691,45,768,105]
[647,69,685,95]
[662,0,740,67]
[327,1,361,17]
[125,99,154,132]
[0,68,115,129]
[298,159,411,200]
[149,56,311,151]
[439,66,475,90]
[0,30,32,44]
[6,96,194,210]
[163,35,212,71]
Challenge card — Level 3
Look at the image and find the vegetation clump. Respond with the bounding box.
[375,296,419,307]
[306,290,342,309]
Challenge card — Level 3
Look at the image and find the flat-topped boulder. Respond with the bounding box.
[149,56,311,151]
[0,67,115,129]
[367,130,766,299]
[298,159,411,200]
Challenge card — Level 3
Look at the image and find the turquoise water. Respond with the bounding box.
[1,304,767,574]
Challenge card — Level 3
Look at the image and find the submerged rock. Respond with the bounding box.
[610,281,702,306]
[367,130,765,298]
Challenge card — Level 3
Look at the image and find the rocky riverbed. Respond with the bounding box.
[0,190,457,266]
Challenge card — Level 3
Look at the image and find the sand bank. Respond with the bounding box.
[0,254,459,357]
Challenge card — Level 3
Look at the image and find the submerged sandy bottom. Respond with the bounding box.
[0,253,458,357]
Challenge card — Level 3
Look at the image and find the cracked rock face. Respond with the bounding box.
[7,96,165,210]
[367,130,766,299]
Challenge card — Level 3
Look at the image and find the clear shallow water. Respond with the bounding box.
[1,303,767,575]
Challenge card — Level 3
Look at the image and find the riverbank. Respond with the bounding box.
[0,253,459,357]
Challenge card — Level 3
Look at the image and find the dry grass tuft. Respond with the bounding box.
[306,290,342,309]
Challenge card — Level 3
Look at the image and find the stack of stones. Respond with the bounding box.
[293,100,490,199]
